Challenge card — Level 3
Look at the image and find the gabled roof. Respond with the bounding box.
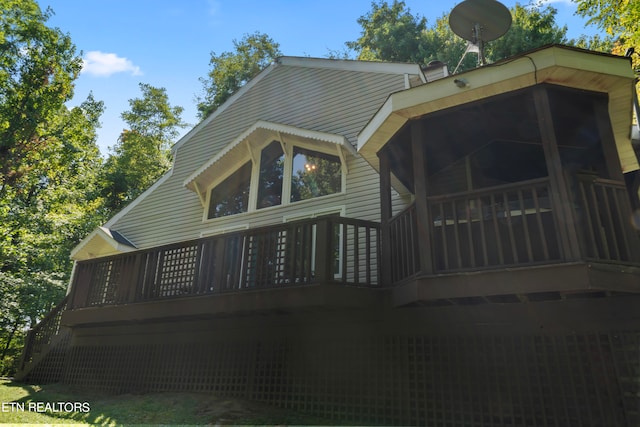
[172,56,425,155]
[358,45,639,175]
[70,227,136,261]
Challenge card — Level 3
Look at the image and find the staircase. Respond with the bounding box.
[14,295,71,382]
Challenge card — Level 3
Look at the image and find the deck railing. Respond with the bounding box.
[427,178,562,272]
[388,178,564,277]
[575,175,640,263]
[388,203,420,282]
[388,175,640,281]
[69,217,380,309]
[19,295,69,370]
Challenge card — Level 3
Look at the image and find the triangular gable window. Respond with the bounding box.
[208,161,252,219]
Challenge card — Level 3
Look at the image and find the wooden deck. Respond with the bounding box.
[62,176,640,317]
[68,216,381,311]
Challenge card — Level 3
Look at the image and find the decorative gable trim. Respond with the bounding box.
[184,120,355,204]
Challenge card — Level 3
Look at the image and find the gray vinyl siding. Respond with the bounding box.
[108,61,413,249]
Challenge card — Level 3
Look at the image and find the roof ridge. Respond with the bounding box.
[276,56,424,75]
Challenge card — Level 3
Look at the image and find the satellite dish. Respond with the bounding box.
[449,0,512,71]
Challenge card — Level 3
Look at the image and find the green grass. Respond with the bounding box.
[0,379,331,426]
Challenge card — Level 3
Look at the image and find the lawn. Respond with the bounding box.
[0,378,328,425]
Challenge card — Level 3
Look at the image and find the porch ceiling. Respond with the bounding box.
[358,45,638,175]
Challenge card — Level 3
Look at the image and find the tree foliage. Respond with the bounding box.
[573,0,639,52]
[572,0,639,71]
[345,1,427,62]
[487,4,568,60]
[100,83,186,214]
[197,32,281,119]
[0,0,82,187]
[0,0,104,374]
[347,1,593,73]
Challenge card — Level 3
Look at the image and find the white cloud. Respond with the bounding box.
[81,51,142,77]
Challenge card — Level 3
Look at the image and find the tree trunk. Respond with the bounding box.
[1,321,20,359]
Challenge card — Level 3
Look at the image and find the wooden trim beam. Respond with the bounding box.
[392,262,640,306]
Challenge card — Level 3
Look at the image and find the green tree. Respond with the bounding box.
[572,0,639,102]
[0,94,104,374]
[4,95,105,274]
[197,32,281,119]
[347,1,573,73]
[0,0,104,276]
[101,83,186,213]
[0,0,82,188]
[572,0,639,58]
[487,4,567,61]
[0,0,105,374]
[345,1,427,62]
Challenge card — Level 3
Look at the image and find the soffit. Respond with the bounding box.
[70,227,136,261]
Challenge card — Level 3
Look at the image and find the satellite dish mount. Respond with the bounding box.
[449,0,512,73]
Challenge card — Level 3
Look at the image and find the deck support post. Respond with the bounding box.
[533,87,581,261]
[378,152,393,286]
[119,253,142,303]
[69,263,92,309]
[314,217,333,284]
[411,120,434,275]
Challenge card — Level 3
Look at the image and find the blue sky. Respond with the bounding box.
[42,0,599,155]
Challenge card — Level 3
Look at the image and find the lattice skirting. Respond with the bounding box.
[24,308,640,426]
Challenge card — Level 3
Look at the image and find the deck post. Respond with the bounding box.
[213,238,228,291]
[378,152,393,286]
[593,95,625,182]
[411,120,434,275]
[112,254,142,304]
[69,263,92,309]
[314,217,333,284]
[533,87,582,261]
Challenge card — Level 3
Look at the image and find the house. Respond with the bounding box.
[17,45,640,426]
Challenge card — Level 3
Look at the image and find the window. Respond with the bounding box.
[206,141,345,220]
[257,141,285,209]
[291,147,342,202]
[207,161,252,219]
